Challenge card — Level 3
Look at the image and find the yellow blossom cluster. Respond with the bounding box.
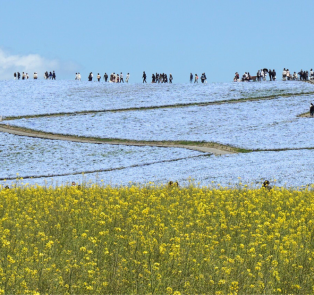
[0,183,314,293]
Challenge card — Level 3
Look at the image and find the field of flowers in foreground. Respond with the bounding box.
[0,185,314,294]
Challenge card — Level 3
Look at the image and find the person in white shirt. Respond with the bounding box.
[126,73,130,83]
[282,68,287,81]
[120,72,124,83]
[78,73,81,81]
[263,70,267,81]
[33,72,38,79]
[97,73,101,81]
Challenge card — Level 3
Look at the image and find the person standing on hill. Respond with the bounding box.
[52,71,56,80]
[272,69,276,81]
[33,72,38,79]
[190,73,193,83]
[126,73,130,83]
[104,73,108,82]
[310,103,314,117]
[120,72,124,83]
[97,73,101,81]
[169,73,173,83]
[194,74,198,83]
[143,71,147,83]
[269,69,272,81]
[14,72,16,80]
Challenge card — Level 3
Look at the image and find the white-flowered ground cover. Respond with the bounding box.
[4,148,314,188]
[9,94,313,150]
[0,132,203,179]
[0,80,313,117]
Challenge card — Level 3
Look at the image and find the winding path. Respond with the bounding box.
[0,125,235,155]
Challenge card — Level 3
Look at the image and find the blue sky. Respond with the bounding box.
[0,0,313,82]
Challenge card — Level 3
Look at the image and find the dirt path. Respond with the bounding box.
[0,125,237,155]
[4,90,314,121]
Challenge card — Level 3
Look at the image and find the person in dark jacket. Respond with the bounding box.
[269,69,272,81]
[310,103,314,117]
[52,71,56,80]
[169,73,173,83]
[190,73,193,83]
[272,69,276,81]
[104,73,108,82]
[201,73,205,83]
[142,71,147,83]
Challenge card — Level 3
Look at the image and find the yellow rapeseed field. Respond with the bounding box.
[0,183,314,294]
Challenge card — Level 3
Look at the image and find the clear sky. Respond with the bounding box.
[1,0,313,82]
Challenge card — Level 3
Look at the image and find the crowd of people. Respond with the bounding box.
[234,68,314,82]
[13,69,314,83]
[83,72,130,83]
[13,71,56,80]
[149,72,173,83]
[282,69,314,81]
[44,71,56,80]
[234,69,277,82]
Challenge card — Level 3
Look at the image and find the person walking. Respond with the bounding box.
[169,73,173,83]
[310,103,314,117]
[120,72,124,83]
[125,73,130,83]
[142,71,147,83]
